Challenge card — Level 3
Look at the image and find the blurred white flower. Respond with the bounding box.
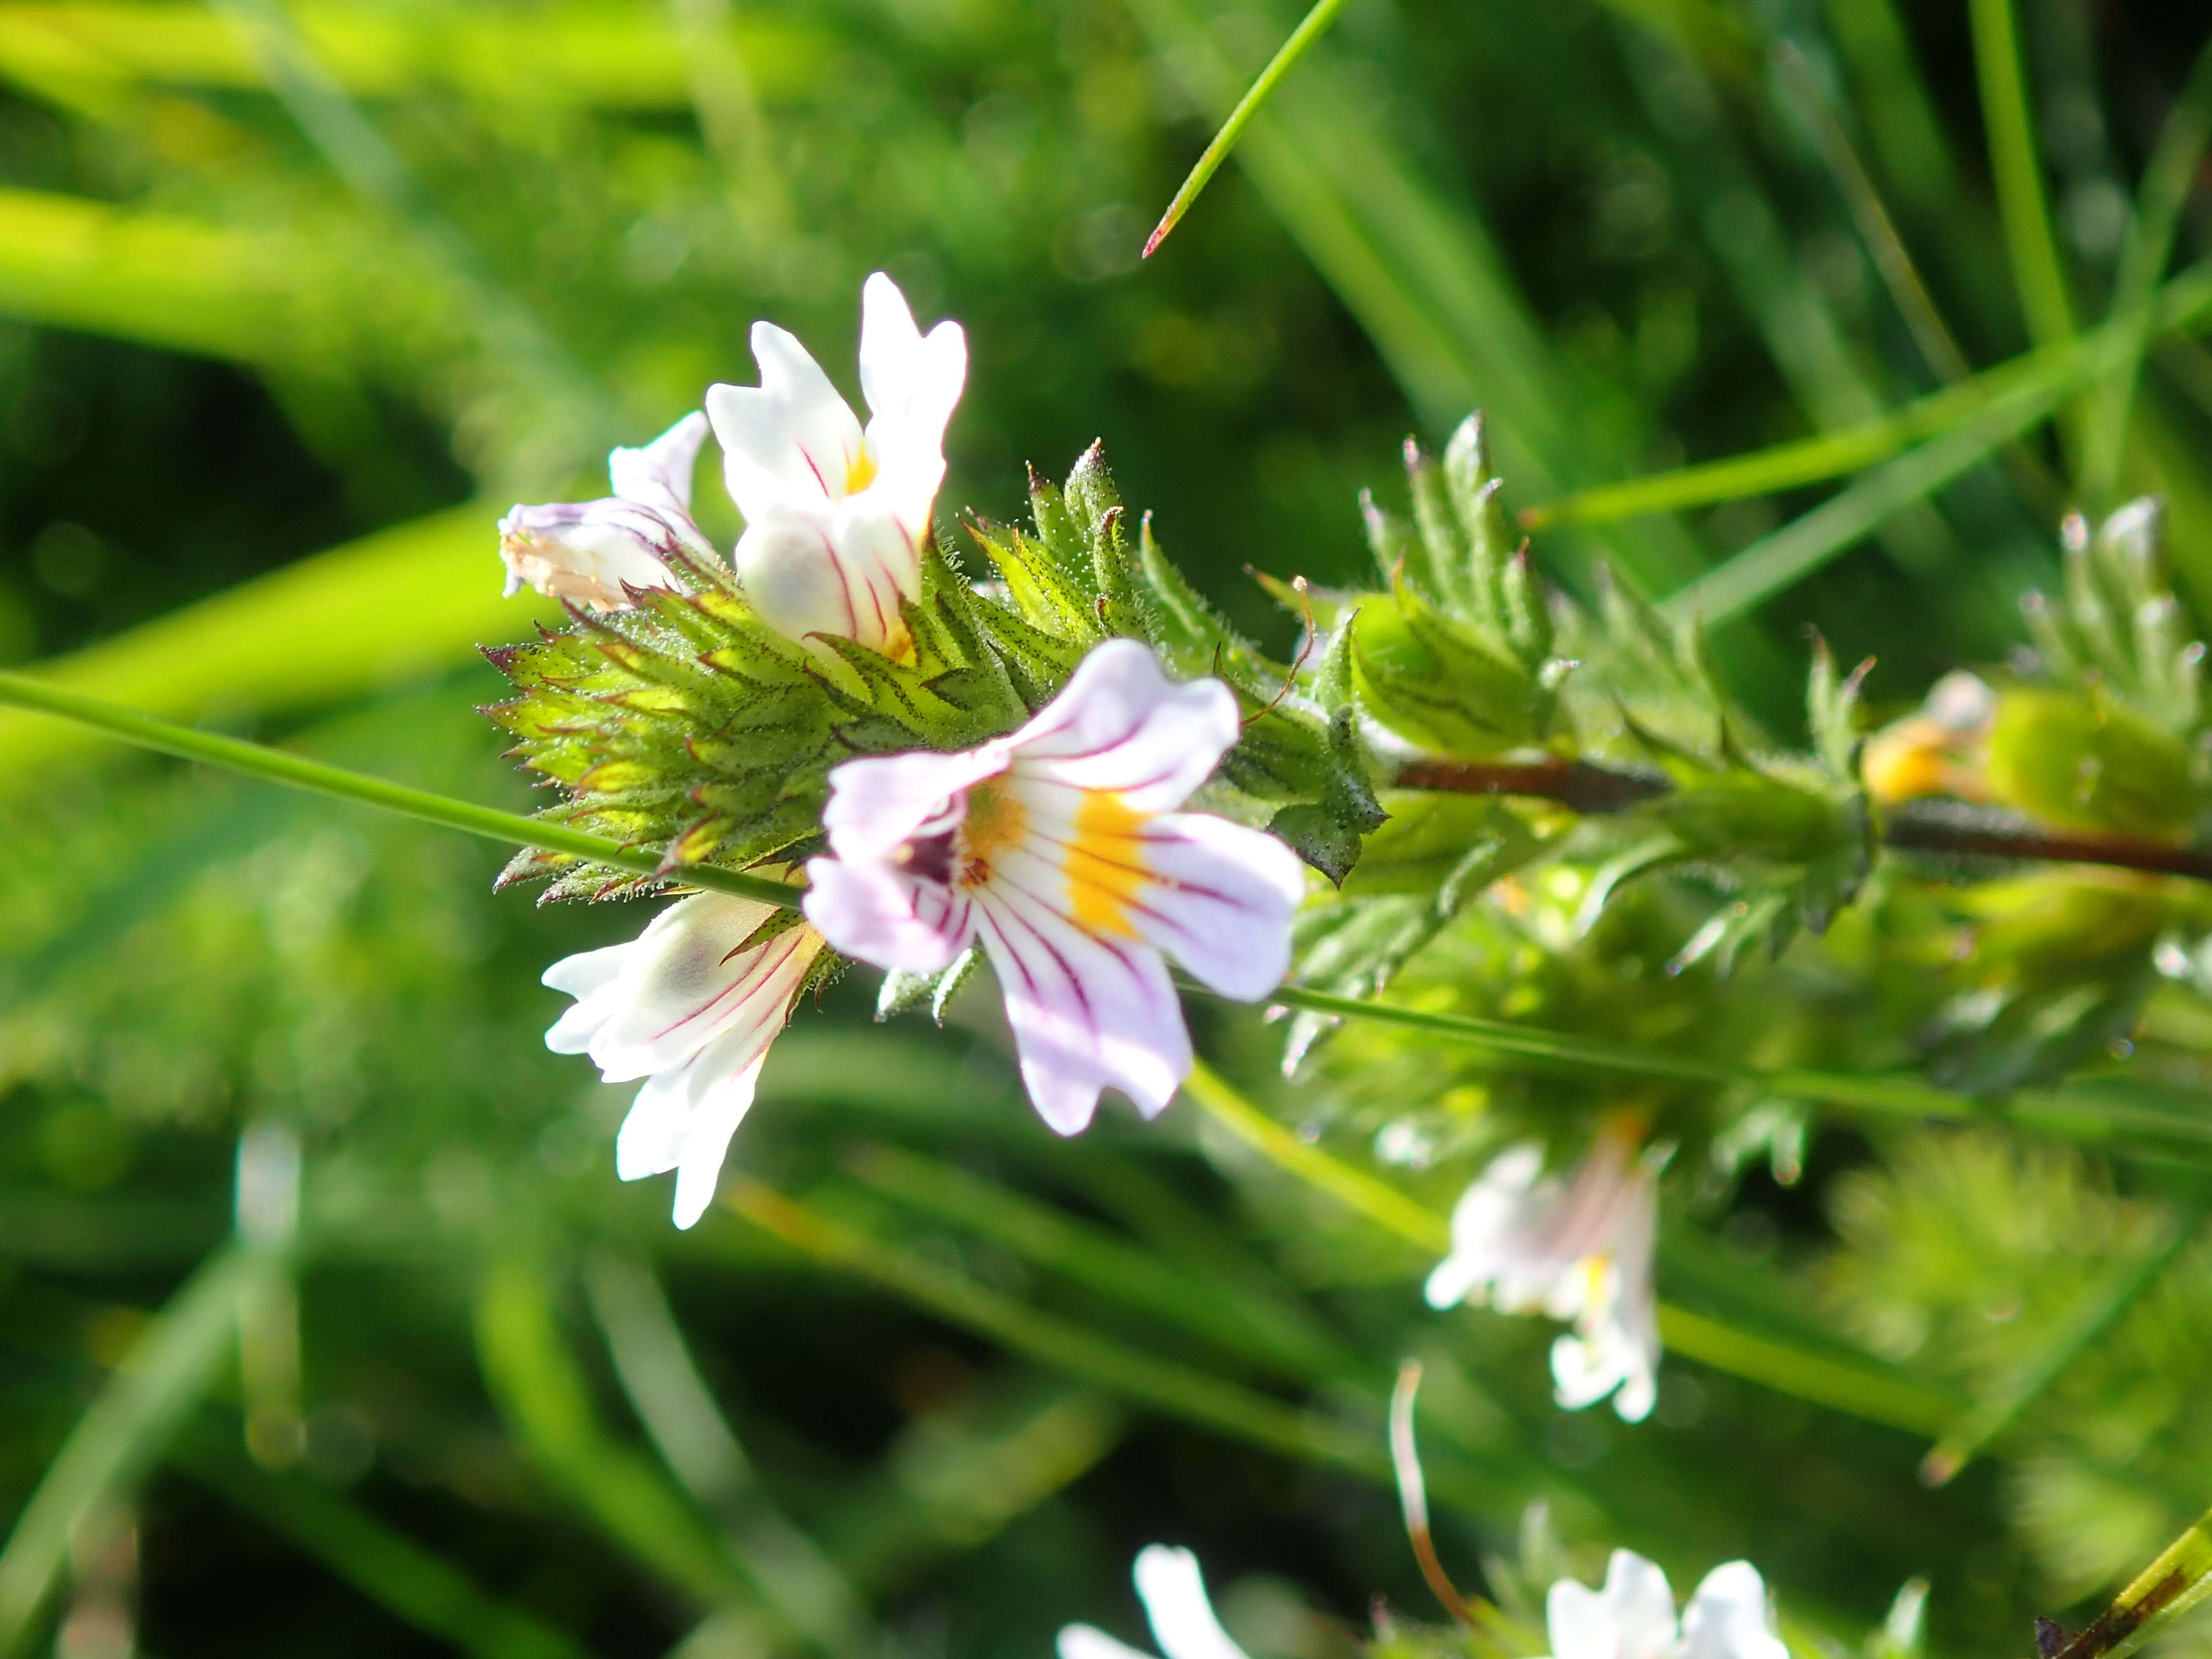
[804,637,1305,1134]
[1057,1546,1251,1659]
[499,412,714,611]
[707,272,966,658]
[1425,1123,1662,1421]
[542,891,821,1228]
[1547,1551,1787,1659]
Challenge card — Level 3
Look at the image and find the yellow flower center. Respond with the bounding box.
[1065,790,1148,939]
[843,444,878,495]
[957,781,1029,889]
[1575,1253,1613,1313]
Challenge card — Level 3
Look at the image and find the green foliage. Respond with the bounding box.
[13,1,2212,1657]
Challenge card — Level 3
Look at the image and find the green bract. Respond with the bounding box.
[484,444,1381,900]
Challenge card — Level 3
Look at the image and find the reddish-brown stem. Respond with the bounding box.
[1389,757,2212,884]
[1881,812,2212,882]
[1390,756,1671,814]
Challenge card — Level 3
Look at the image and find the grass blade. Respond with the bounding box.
[2080,38,2212,507]
[0,186,345,366]
[582,1254,868,1658]
[1181,1060,1446,1251]
[1124,0,1713,597]
[1658,393,2053,625]
[1525,259,2212,530]
[723,1176,1393,1480]
[1969,0,2077,358]
[823,1381,1125,1592]
[0,502,545,779]
[1772,41,1971,388]
[172,1426,594,1659]
[843,1141,1360,1382]
[1652,1307,1954,1437]
[0,1242,277,1655]
[0,3,828,109]
[1141,0,1352,258]
[473,1254,747,1608]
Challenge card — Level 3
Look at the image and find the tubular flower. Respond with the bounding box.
[499,412,714,611]
[1424,1121,1662,1421]
[1546,1552,1787,1659]
[802,638,1306,1134]
[542,891,822,1229]
[1057,1546,1251,1659]
[706,272,966,659]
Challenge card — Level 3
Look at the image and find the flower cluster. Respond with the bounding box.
[509,276,1305,1224]
[1425,1123,1663,1421]
[491,276,1687,1438]
[1545,1551,1787,1659]
[1057,1545,1788,1659]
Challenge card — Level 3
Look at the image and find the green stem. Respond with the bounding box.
[1183,1060,1448,1250]
[1255,984,2212,1156]
[1141,0,1354,257]
[0,669,805,911]
[2053,1499,2212,1659]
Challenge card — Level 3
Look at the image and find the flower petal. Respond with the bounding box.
[614,1066,692,1181]
[1425,1144,1550,1308]
[1681,1564,1786,1659]
[1551,1314,1658,1422]
[733,503,920,656]
[542,940,638,1053]
[974,884,1189,1134]
[1601,1551,1679,1659]
[1123,811,1303,999]
[1009,638,1240,810]
[1546,1581,1619,1659]
[1132,1547,1251,1659]
[855,272,966,534]
[669,1045,768,1230]
[498,498,686,611]
[597,924,815,1228]
[858,273,966,436]
[708,322,866,521]
[804,855,973,975]
[820,747,1010,862]
[567,896,795,1079]
[609,411,711,530]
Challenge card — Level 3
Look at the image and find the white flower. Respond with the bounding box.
[499,412,714,611]
[1547,1552,1787,1659]
[1425,1124,1662,1422]
[1057,1546,1251,1659]
[706,272,966,659]
[542,892,822,1228]
[802,638,1306,1134]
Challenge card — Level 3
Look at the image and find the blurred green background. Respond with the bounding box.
[6,2,2212,1657]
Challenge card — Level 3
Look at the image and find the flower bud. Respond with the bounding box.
[1984,688,2195,840]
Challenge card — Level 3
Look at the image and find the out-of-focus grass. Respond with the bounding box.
[2,2,2211,1657]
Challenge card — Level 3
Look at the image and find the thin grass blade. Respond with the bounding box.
[1141,0,1352,258]
[172,1426,594,1659]
[0,1243,277,1655]
[2081,38,2212,507]
[1969,0,2077,359]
